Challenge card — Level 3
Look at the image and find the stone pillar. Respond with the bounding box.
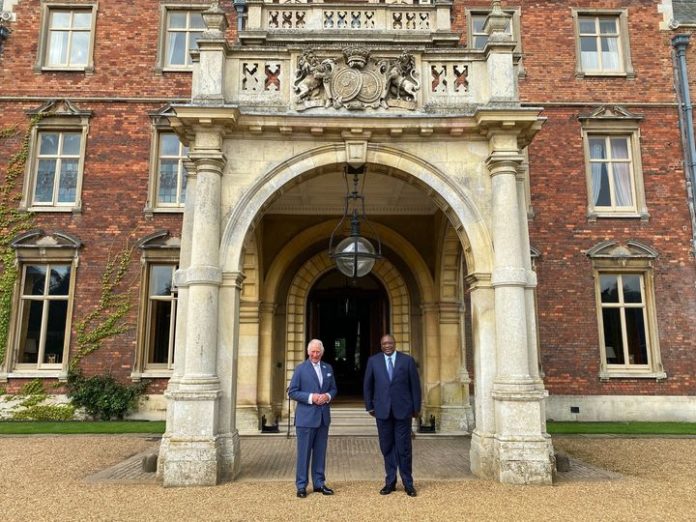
[484,1,517,103]
[158,159,197,479]
[236,298,261,433]
[420,302,441,422]
[161,130,227,487]
[438,301,470,432]
[193,3,228,104]
[487,133,553,485]
[467,274,496,479]
[257,302,276,423]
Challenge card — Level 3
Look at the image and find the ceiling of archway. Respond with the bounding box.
[265,171,438,215]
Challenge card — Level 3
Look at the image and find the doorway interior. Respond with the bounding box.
[307,270,389,400]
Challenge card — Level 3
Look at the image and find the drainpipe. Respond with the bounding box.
[672,34,696,254]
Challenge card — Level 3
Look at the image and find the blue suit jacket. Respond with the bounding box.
[288,359,338,428]
[363,351,421,420]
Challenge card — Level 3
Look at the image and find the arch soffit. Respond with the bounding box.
[220,143,493,275]
[262,220,435,304]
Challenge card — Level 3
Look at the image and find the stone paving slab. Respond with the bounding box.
[86,435,622,485]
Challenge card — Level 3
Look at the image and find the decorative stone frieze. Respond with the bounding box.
[294,46,420,111]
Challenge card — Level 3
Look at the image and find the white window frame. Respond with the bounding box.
[572,9,634,78]
[587,241,665,381]
[21,100,90,213]
[1,231,80,382]
[155,4,207,73]
[131,231,181,380]
[34,2,98,73]
[580,106,648,221]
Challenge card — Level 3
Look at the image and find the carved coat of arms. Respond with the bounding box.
[294,46,420,111]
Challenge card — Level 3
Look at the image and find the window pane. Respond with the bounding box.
[34,161,56,203]
[602,308,624,364]
[72,12,92,29]
[58,160,78,203]
[593,164,611,207]
[62,133,82,155]
[581,49,599,70]
[599,19,617,34]
[148,300,173,364]
[189,32,203,52]
[180,167,187,204]
[612,163,633,207]
[50,12,71,29]
[48,32,69,65]
[190,12,206,30]
[473,35,488,49]
[622,275,642,304]
[43,300,68,364]
[610,138,629,159]
[589,138,606,159]
[158,161,178,203]
[48,265,71,296]
[579,18,595,33]
[160,134,180,156]
[70,32,90,66]
[167,33,187,65]
[39,133,59,155]
[23,265,47,296]
[150,266,174,296]
[601,39,620,71]
[18,301,43,364]
[168,12,187,29]
[600,274,619,303]
[624,308,648,365]
[472,15,486,33]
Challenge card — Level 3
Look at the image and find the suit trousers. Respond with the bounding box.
[376,415,414,488]
[295,424,329,490]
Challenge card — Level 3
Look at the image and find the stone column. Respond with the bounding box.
[420,302,441,422]
[158,160,197,479]
[236,298,261,433]
[484,1,517,104]
[257,302,277,423]
[487,133,553,485]
[467,274,496,479]
[438,301,470,432]
[161,130,227,487]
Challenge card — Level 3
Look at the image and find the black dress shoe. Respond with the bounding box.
[379,484,396,495]
[405,486,417,497]
[296,488,307,498]
[314,485,334,495]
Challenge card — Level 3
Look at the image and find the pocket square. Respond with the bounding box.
[326,373,332,377]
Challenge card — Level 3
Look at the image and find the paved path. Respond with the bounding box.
[87,435,620,484]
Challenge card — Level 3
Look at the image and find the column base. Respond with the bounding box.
[470,429,496,480]
[217,430,241,482]
[439,405,474,433]
[495,435,555,485]
[236,405,261,433]
[162,435,224,487]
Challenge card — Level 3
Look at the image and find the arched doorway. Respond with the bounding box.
[307,270,389,399]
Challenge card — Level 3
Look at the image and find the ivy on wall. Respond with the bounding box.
[0,117,41,366]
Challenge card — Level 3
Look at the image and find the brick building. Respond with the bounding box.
[0,0,695,485]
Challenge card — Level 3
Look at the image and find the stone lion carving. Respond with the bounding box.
[294,50,335,107]
[379,52,420,108]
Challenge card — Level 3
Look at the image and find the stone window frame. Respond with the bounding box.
[572,8,635,79]
[154,2,208,74]
[131,231,180,381]
[579,106,648,221]
[587,240,666,381]
[0,230,81,383]
[33,1,98,74]
[144,105,188,216]
[21,100,91,214]
[466,7,525,77]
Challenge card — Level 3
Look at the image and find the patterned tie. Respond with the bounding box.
[387,356,394,381]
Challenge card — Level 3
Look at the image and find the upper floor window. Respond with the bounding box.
[469,12,513,50]
[157,133,188,207]
[573,10,634,78]
[35,4,97,73]
[579,106,648,220]
[157,8,205,71]
[21,100,91,213]
[587,241,665,381]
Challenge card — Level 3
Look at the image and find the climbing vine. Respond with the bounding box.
[70,242,135,372]
[0,116,41,366]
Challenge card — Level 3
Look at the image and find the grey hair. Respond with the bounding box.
[307,339,325,355]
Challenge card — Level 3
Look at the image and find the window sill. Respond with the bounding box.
[37,66,94,74]
[587,211,649,222]
[576,71,634,80]
[599,370,667,381]
[8,370,68,382]
[144,206,185,216]
[131,370,174,381]
[26,206,82,214]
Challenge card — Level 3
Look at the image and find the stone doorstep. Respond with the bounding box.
[85,436,622,485]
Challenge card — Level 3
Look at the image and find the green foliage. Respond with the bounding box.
[19,393,47,408]
[12,403,76,421]
[0,420,165,434]
[19,378,44,396]
[0,385,5,396]
[66,371,148,421]
[70,243,134,372]
[0,117,41,366]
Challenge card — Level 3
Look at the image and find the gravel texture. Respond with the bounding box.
[1,435,695,521]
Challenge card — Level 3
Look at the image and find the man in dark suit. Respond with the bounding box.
[363,334,421,497]
[288,339,337,498]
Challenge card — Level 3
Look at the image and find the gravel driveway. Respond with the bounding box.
[1,435,695,521]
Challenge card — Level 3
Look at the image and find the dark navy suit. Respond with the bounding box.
[288,359,337,490]
[363,351,421,489]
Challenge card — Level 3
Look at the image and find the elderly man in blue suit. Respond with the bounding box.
[363,334,421,497]
[288,338,337,498]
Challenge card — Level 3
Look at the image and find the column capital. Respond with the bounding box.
[465,272,492,290]
[222,271,245,289]
[175,265,223,287]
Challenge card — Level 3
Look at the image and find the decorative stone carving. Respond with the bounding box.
[293,47,420,111]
